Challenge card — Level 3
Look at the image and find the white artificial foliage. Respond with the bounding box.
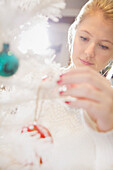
[0,0,65,50]
[0,131,53,169]
[0,57,64,169]
[0,0,72,169]
[9,0,66,21]
[0,0,66,100]
[0,62,78,169]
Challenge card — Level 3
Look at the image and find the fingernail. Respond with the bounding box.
[57,79,62,84]
[65,101,71,104]
[42,75,48,81]
[60,74,64,78]
[59,91,64,95]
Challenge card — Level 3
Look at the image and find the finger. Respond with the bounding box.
[60,84,107,103]
[65,99,100,121]
[57,72,111,94]
[61,66,111,84]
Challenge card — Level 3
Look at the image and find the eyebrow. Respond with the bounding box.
[80,30,93,37]
[80,30,113,45]
[101,40,113,45]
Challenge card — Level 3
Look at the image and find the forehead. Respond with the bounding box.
[77,13,113,41]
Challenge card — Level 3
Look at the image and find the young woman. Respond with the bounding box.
[54,0,113,169]
[57,0,113,132]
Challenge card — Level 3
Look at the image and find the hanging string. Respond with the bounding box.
[34,85,42,122]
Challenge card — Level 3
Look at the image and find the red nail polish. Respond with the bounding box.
[57,79,62,84]
[65,101,71,104]
[42,75,48,81]
[59,91,64,95]
[60,74,64,78]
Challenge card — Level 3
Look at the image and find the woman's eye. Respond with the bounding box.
[99,44,109,50]
[80,36,88,41]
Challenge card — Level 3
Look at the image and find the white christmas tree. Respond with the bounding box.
[0,0,67,169]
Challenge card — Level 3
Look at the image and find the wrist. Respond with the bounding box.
[97,116,113,132]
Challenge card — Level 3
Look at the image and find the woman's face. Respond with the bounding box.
[71,12,113,71]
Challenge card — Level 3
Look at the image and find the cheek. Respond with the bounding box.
[72,39,82,60]
[96,53,112,70]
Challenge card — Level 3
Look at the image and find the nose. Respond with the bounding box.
[84,42,95,58]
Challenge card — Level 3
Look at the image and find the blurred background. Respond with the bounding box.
[48,0,88,67]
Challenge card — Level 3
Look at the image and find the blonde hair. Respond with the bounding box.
[68,0,113,54]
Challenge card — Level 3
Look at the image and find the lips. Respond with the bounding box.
[79,58,94,66]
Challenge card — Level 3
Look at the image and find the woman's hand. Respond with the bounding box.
[57,67,113,132]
